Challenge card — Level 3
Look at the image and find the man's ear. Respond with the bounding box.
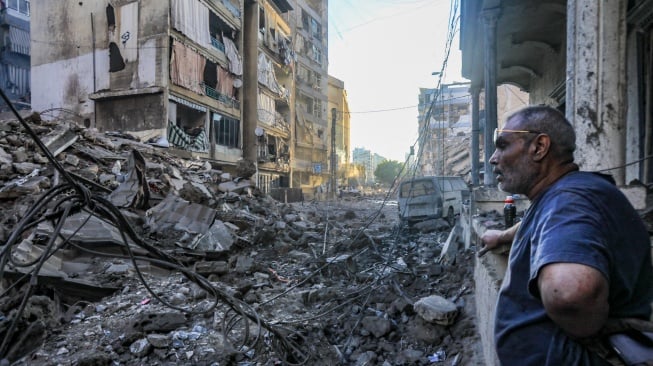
[530,134,551,162]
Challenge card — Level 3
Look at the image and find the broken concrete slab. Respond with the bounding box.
[145,194,217,239]
[413,295,459,326]
[439,224,462,264]
[188,220,234,253]
[217,179,253,194]
[41,123,79,157]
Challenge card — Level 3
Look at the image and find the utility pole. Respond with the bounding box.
[330,108,337,199]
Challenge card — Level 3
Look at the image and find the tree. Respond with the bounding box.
[374,160,403,185]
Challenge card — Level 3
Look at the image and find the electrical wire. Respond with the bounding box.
[0,89,311,365]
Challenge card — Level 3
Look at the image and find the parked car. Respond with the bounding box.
[397,176,470,226]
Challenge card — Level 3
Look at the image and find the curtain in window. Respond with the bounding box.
[258,93,275,125]
[217,65,234,97]
[171,0,212,48]
[170,40,206,95]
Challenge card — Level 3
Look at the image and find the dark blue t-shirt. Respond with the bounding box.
[495,171,653,365]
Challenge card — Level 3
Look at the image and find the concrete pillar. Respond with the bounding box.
[471,86,481,186]
[242,1,259,163]
[482,8,500,187]
[566,0,627,184]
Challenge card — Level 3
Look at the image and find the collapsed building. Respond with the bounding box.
[0,109,483,365]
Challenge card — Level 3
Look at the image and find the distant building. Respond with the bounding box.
[290,0,329,194]
[327,75,350,187]
[417,82,471,176]
[352,147,386,185]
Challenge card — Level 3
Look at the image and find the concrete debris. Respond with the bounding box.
[0,114,483,365]
[414,295,459,326]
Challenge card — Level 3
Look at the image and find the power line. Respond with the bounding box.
[338,94,471,115]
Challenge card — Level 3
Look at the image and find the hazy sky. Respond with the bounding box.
[328,0,465,162]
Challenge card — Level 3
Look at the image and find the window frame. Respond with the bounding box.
[213,113,240,148]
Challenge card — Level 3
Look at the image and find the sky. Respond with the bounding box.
[327,0,465,162]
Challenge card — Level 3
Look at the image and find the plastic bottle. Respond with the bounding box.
[504,195,516,227]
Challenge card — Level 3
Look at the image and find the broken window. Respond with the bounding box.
[299,93,314,116]
[209,11,237,52]
[259,7,266,35]
[310,42,322,64]
[213,113,239,148]
[108,42,126,72]
[106,4,115,32]
[301,9,321,40]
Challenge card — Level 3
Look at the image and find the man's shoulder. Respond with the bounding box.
[553,171,618,193]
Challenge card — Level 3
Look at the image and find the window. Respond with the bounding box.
[310,42,322,64]
[213,113,240,148]
[310,18,321,40]
[313,99,323,118]
[259,8,265,34]
[301,9,321,40]
[7,0,29,15]
[19,0,28,15]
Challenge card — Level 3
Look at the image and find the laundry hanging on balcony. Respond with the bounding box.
[167,122,208,152]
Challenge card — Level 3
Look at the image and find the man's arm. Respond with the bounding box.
[537,262,609,338]
[477,221,520,257]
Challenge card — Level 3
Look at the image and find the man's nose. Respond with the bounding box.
[489,150,498,165]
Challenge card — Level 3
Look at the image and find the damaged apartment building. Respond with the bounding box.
[29,0,333,196]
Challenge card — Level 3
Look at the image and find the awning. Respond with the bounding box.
[169,94,207,112]
[9,26,29,55]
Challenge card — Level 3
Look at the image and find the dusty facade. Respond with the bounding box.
[30,0,336,197]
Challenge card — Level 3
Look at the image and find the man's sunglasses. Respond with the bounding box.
[493,128,541,144]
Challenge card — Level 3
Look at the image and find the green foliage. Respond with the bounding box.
[374,160,404,185]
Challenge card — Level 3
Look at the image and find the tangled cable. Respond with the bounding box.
[0,89,310,365]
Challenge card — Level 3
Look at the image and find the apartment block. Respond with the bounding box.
[30,0,331,195]
[288,0,329,194]
[327,75,350,188]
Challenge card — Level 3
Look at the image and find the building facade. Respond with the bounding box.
[417,82,471,176]
[244,0,294,192]
[30,0,330,195]
[352,147,386,186]
[288,0,329,196]
[327,75,350,190]
[31,0,246,170]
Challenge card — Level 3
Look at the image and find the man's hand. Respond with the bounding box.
[478,229,505,257]
[477,222,520,257]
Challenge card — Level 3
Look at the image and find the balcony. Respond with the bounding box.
[202,83,240,109]
[211,36,225,53]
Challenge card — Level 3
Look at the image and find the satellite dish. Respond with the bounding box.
[234,79,243,88]
[254,127,264,137]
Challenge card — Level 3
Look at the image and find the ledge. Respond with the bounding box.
[89,87,164,101]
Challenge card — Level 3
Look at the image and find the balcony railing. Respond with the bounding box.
[211,37,225,53]
[202,83,240,109]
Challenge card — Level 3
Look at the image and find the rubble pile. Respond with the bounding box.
[0,114,483,365]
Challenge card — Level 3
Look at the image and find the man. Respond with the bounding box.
[479,105,653,365]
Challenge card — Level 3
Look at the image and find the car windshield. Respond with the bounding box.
[399,180,435,198]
